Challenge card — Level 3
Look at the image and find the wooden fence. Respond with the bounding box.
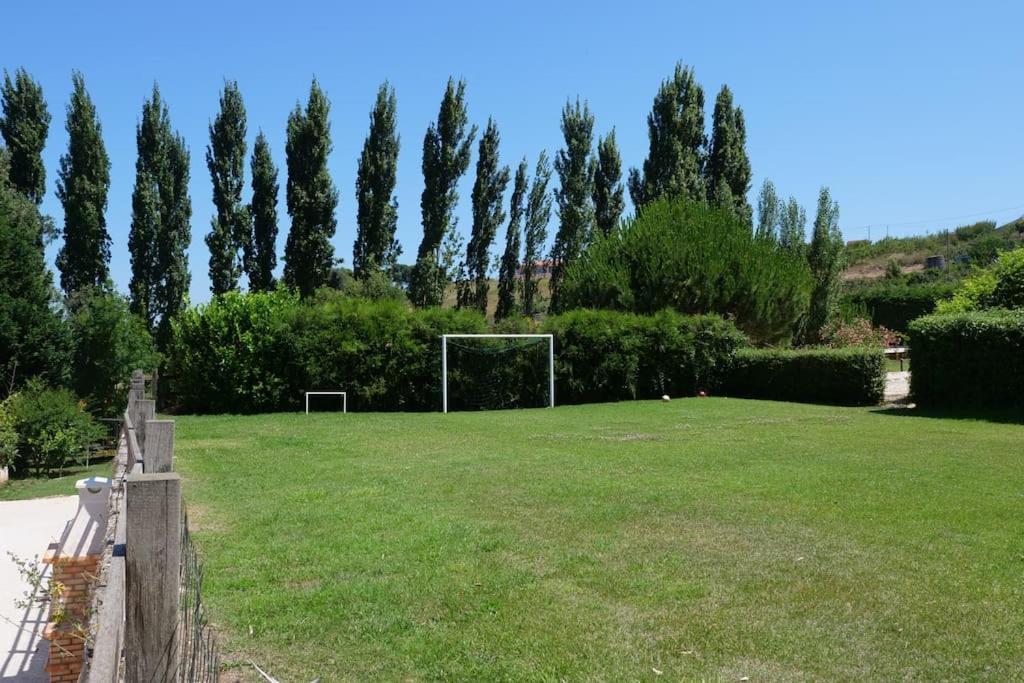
[82,370,218,682]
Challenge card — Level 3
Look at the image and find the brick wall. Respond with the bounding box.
[42,554,100,683]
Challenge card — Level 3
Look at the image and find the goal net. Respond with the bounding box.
[441,334,554,413]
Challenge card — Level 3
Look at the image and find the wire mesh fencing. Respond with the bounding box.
[179,510,220,682]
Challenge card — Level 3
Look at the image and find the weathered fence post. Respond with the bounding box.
[125,472,181,682]
[130,369,145,401]
[144,420,175,473]
[135,399,156,457]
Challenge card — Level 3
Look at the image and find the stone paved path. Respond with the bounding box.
[884,371,911,404]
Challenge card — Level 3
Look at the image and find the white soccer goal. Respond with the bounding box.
[441,334,554,413]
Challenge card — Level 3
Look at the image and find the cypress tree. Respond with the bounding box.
[495,159,528,321]
[549,99,594,313]
[0,68,50,206]
[56,72,111,296]
[458,118,510,313]
[247,132,278,292]
[755,179,780,241]
[283,80,339,298]
[127,85,191,348]
[706,85,752,224]
[521,152,553,317]
[805,187,844,340]
[353,82,400,278]
[592,130,624,238]
[409,78,476,307]
[0,153,71,394]
[205,81,248,295]
[778,196,807,253]
[627,63,706,209]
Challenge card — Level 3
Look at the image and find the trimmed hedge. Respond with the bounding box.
[168,293,748,413]
[908,310,1024,408]
[723,347,885,406]
[843,282,956,333]
[542,309,746,404]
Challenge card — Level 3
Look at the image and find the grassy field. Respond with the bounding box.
[0,456,114,502]
[174,400,1024,681]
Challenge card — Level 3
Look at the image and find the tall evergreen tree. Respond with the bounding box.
[127,85,191,348]
[805,187,844,340]
[627,63,705,209]
[521,152,553,316]
[0,152,71,395]
[706,85,752,224]
[495,159,528,321]
[353,82,400,278]
[755,179,780,241]
[592,129,624,238]
[458,118,510,312]
[549,99,594,312]
[283,80,339,298]
[205,81,248,295]
[247,132,278,292]
[778,196,807,253]
[409,78,476,307]
[56,72,111,296]
[0,68,50,206]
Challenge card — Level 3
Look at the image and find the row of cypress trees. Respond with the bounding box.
[0,63,768,333]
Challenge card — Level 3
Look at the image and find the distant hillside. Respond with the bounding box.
[844,218,1023,281]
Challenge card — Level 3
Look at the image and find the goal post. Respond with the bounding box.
[441,334,554,413]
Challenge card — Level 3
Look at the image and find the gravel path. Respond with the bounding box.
[885,371,911,404]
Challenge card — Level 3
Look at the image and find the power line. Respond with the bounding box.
[846,202,1024,232]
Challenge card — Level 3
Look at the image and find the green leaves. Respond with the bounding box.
[592,130,624,238]
[283,80,339,298]
[248,132,279,292]
[0,68,50,206]
[205,81,248,295]
[706,85,752,225]
[354,82,400,278]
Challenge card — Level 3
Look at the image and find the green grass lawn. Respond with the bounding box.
[174,399,1024,681]
[0,456,114,501]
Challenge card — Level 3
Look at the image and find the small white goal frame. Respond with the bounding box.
[304,391,347,414]
[441,334,554,414]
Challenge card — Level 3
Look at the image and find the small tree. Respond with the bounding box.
[549,99,594,313]
[804,187,844,342]
[755,179,780,241]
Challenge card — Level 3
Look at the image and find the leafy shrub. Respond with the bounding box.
[908,310,1024,408]
[819,318,900,348]
[559,198,812,344]
[541,309,746,404]
[937,248,1024,314]
[169,289,302,414]
[1,381,104,477]
[723,347,885,406]
[68,287,161,416]
[954,220,996,242]
[966,233,1011,265]
[842,281,956,332]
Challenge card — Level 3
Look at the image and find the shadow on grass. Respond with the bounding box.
[871,405,1024,425]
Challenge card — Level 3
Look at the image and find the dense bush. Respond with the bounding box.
[0,381,104,477]
[937,248,1024,314]
[818,317,900,348]
[169,289,302,414]
[723,347,885,406]
[168,292,748,413]
[908,310,1024,408]
[559,198,812,344]
[841,281,956,332]
[542,309,746,404]
[68,287,161,416]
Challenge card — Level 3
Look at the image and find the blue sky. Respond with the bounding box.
[3,0,1022,303]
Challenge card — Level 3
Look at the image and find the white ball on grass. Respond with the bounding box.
[661,395,671,402]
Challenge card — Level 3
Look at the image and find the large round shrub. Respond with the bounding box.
[559,198,812,344]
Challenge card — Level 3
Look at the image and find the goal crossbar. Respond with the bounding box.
[441,334,554,413]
